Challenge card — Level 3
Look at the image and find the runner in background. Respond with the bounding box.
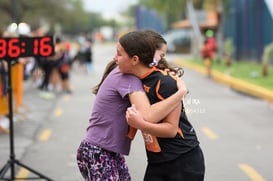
[201,29,217,78]
[56,37,73,94]
[75,33,93,74]
[84,33,93,74]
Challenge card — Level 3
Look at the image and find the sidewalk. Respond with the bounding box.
[174,59,273,104]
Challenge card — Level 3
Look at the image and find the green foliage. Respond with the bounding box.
[201,0,219,10]
[138,0,228,29]
[218,61,273,90]
[221,0,231,15]
[191,59,273,90]
[138,0,186,28]
[0,0,116,35]
[224,38,234,56]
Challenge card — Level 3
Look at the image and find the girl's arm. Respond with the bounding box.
[129,78,186,123]
[126,103,182,138]
[47,44,64,61]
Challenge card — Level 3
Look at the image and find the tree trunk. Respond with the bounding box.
[262,63,268,77]
[225,55,231,67]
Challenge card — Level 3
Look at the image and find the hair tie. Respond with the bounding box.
[149,58,158,67]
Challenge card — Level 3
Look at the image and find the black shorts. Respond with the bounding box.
[144,146,205,181]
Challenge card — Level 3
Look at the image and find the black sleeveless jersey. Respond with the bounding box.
[140,67,200,163]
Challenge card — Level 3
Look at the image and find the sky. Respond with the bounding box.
[82,0,137,18]
[265,0,273,18]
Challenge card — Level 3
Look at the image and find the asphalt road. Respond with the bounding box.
[0,42,272,181]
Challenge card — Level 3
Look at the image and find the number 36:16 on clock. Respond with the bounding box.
[0,36,55,60]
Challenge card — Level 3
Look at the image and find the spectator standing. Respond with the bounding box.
[201,30,217,78]
[84,34,93,74]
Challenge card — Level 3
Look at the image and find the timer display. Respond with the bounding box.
[0,36,55,60]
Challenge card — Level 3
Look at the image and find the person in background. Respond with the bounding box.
[0,59,9,133]
[57,37,73,94]
[76,33,92,73]
[84,33,93,74]
[76,30,188,180]
[0,29,9,133]
[125,30,205,181]
[201,29,217,78]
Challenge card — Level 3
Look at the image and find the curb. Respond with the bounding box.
[174,59,273,103]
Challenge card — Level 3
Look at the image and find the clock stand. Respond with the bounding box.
[0,36,55,181]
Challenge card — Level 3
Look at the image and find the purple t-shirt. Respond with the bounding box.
[84,67,144,155]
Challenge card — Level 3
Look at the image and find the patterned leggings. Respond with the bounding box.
[76,141,131,181]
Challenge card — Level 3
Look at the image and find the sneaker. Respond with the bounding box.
[0,116,10,134]
[39,91,56,100]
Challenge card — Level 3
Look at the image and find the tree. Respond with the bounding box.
[224,38,234,66]
[261,42,273,76]
[138,0,187,29]
[0,0,109,35]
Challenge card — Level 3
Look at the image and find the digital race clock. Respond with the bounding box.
[0,36,55,60]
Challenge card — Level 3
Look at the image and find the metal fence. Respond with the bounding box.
[223,0,273,62]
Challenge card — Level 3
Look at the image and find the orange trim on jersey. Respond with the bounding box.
[143,84,150,93]
[156,67,178,81]
[139,67,156,79]
[156,68,168,76]
[127,126,137,140]
[177,128,184,139]
[155,80,165,101]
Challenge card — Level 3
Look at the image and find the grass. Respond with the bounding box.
[190,58,273,91]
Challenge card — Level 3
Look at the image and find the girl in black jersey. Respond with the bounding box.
[125,30,205,181]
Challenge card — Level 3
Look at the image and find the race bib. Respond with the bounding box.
[141,132,161,152]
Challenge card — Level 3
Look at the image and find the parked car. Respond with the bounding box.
[163,29,193,53]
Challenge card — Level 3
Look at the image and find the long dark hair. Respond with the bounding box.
[119,31,156,67]
[92,30,184,94]
[142,29,184,77]
[93,31,156,94]
[92,60,116,94]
